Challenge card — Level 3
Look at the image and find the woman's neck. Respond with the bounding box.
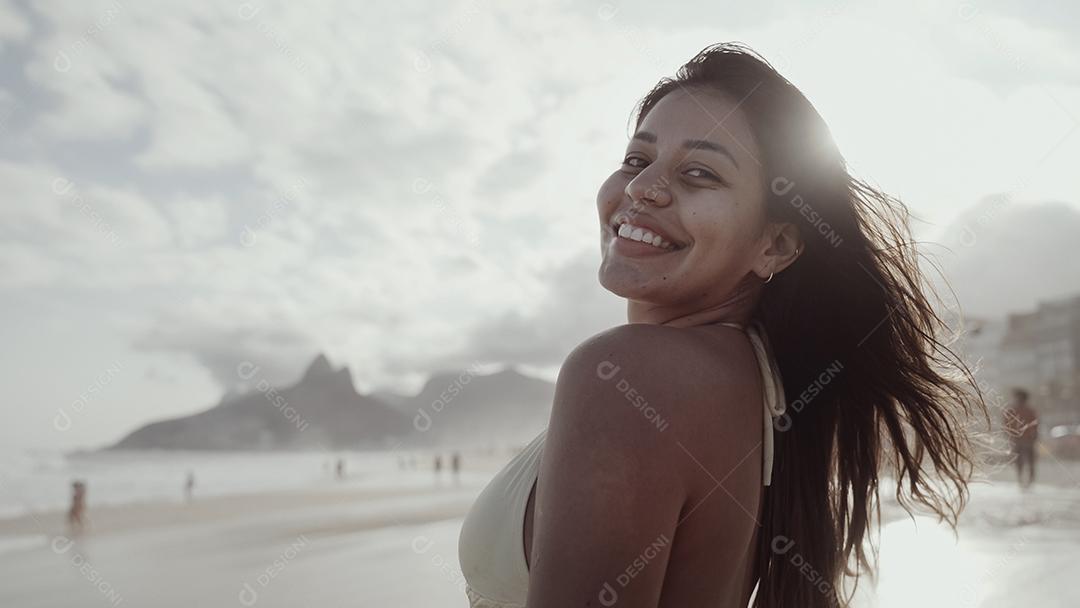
[626,281,761,328]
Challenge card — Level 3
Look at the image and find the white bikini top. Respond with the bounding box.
[457,320,787,608]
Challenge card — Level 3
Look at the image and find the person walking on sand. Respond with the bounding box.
[1003,387,1039,489]
[451,451,461,485]
[184,471,195,503]
[67,480,86,534]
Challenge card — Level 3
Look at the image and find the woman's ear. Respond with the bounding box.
[756,222,802,280]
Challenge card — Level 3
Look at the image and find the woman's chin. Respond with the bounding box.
[597,266,675,300]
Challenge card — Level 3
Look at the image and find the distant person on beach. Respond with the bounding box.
[184,471,195,503]
[1003,388,1039,488]
[457,43,990,607]
[434,454,442,478]
[67,480,86,533]
[335,458,345,480]
[451,451,461,485]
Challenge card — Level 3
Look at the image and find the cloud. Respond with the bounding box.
[439,248,624,369]
[23,1,146,141]
[0,0,30,51]
[475,146,546,199]
[0,160,173,279]
[2,0,1079,449]
[132,306,321,389]
[0,241,64,287]
[930,199,1080,317]
[166,194,229,248]
[939,9,1080,90]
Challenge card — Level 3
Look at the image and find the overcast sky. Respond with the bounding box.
[1,0,1079,450]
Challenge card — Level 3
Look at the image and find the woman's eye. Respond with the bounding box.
[622,156,647,168]
[685,167,718,180]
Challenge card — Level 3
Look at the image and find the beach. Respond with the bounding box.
[0,447,513,608]
[0,451,1077,607]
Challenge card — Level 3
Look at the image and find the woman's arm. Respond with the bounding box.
[524,324,755,608]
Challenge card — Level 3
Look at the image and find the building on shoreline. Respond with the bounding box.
[958,293,1080,427]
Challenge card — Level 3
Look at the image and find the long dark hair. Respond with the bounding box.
[631,42,990,607]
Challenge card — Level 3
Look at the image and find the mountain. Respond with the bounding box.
[109,355,410,451]
[369,388,414,409]
[108,357,556,451]
[391,366,555,448]
[932,199,1080,317]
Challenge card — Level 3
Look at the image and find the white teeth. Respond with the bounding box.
[614,220,677,250]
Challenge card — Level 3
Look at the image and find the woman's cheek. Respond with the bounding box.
[596,172,626,211]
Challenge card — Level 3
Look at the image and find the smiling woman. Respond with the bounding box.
[458,42,989,608]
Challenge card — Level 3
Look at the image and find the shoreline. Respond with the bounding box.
[4,455,1076,539]
[0,457,1077,607]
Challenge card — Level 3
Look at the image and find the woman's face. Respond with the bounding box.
[596,87,771,310]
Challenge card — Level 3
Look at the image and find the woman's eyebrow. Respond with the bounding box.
[631,130,740,170]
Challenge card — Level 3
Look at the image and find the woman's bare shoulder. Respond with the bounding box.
[552,323,764,468]
[560,323,761,403]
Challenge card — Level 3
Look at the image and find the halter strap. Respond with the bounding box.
[700,319,786,485]
[743,321,787,486]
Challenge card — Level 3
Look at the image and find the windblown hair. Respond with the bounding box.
[631,43,990,607]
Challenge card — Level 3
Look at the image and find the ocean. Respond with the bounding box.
[0,447,438,519]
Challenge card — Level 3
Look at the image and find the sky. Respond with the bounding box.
[1,0,1079,450]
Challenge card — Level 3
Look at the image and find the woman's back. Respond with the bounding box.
[460,321,786,607]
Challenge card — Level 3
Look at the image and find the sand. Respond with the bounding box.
[0,457,1078,607]
[0,467,496,608]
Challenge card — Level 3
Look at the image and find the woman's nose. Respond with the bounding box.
[625,169,672,207]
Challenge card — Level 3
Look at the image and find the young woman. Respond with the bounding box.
[458,42,988,608]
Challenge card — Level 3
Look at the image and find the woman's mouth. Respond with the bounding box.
[609,217,684,251]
